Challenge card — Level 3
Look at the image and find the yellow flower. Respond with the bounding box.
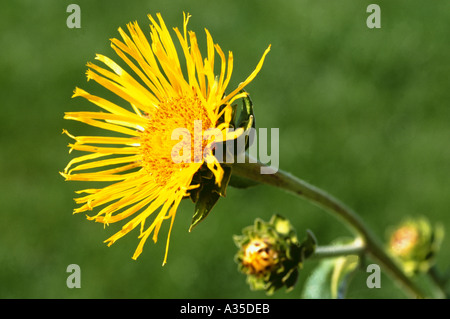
[61,13,270,265]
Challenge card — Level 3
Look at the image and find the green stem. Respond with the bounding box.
[232,156,426,298]
[312,239,364,259]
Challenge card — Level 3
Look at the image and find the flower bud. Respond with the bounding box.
[388,217,444,276]
[234,215,315,294]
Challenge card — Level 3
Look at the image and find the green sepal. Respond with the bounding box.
[212,90,256,164]
[271,214,294,237]
[234,90,256,152]
[216,89,255,132]
[190,187,220,233]
[235,90,256,132]
[216,166,232,197]
[187,166,213,204]
[189,166,232,232]
[300,230,318,260]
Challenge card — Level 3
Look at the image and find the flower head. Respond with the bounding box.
[61,13,270,264]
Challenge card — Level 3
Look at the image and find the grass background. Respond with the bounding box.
[1,0,449,299]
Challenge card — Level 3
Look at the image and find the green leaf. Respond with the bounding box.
[330,255,359,299]
[301,255,359,299]
[302,259,335,299]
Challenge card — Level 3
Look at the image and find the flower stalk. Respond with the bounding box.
[232,154,426,298]
[311,240,364,259]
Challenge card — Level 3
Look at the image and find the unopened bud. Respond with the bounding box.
[388,217,444,276]
[234,214,315,294]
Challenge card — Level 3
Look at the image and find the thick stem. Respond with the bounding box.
[232,156,426,298]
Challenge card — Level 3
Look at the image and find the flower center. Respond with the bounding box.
[140,95,214,185]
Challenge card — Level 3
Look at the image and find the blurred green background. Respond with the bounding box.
[1,0,449,299]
